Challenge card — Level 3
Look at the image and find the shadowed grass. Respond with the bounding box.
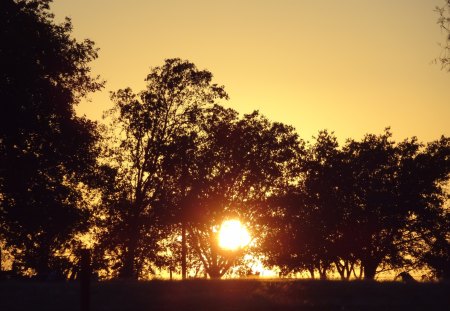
[0,279,449,311]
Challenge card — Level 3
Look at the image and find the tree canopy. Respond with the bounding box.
[97,58,228,279]
[262,129,450,280]
[0,1,449,282]
[176,105,302,278]
[0,0,103,276]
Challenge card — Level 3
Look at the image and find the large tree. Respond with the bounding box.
[98,58,227,279]
[0,0,103,276]
[262,130,349,279]
[344,131,450,279]
[176,105,303,279]
[413,137,450,280]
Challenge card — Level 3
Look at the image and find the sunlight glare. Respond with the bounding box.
[218,219,251,250]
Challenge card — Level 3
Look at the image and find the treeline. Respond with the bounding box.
[0,1,449,281]
[262,130,450,280]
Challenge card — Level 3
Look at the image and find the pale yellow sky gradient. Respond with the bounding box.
[52,0,450,143]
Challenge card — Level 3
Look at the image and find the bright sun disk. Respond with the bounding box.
[218,219,251,250]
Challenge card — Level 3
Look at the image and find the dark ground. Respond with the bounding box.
[0,279,449,311]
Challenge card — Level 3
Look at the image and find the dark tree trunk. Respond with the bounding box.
[336,260,354,280]
[119,207,141,279]
[181,222,187,280]
[318,261,329,280]
[207,247,221,279]
[80,249,91,311]
[119,246,137,279]
[119,226,139,279]
[353,265,364,279]
[207,266,221,279]
[362,260,378,280]
[308,266,315,279]
[336,264,345,280]
[35,243,52,279]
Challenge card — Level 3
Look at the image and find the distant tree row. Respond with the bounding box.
[1,0,449,281]
[262,130,450,280]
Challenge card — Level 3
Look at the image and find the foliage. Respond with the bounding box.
[0,1,449,281]
[0,0,102,276]
[262,130,348,279]
[436,0,450,71]
[417,138,450,279]
[97,58,227,279]
[263,129,450,280]
[175,105,303,278]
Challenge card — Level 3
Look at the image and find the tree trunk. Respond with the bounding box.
[119,246,137,279]
[318,261,328,280]
[353,265,364,279]
[119,224,139,279]
[336,260,354,280]
[35,242,52,279]
[362,260,378,280]
[344,261,355,280]
[308,266,315,279]
[207,266,222,279]
[181,222,187,280]
[207,246,221,279]
[335,261,345,280]
[119,207,141,280]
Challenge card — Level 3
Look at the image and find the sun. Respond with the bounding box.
[218,219,251,250]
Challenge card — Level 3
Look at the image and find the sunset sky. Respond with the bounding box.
[52,0,450,143]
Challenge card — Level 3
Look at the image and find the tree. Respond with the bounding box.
[413,137,450,280]
[179,105,303,278]
[98,58,227,279]
[436,0,450,71]
[422,216,450,280]
[343,130,405,279]
[262,130,349,279]
[263,129,450,280]
[344,131,450,279]
[0,0,103,276]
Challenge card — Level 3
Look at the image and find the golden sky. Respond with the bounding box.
[52,0,450,143]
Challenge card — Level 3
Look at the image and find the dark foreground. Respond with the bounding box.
[0,279,449,311]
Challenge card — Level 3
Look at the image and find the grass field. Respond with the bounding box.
[0,279,449,311]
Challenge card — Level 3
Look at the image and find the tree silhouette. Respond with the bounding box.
[344,130,408,279]
[98,58,227,279]
[177,105,302,278]
[263,129,450,280]
[263,130,346,279]
[414,137,450,280]
[436,0,450,71]
[345,131,450,279]
[0,0,103,277]
[0,2,448,281]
